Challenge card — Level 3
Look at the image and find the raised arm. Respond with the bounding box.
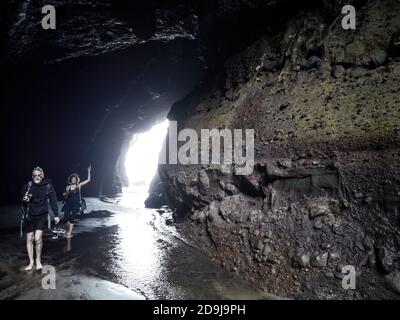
[78,166,91,188]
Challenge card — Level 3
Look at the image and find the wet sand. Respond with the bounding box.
[0,197,277,300]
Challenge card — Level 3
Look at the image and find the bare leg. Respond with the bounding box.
[34,230,43,270]
[25,232,34,271]
[66,223,74,238]
[66,237,72,252]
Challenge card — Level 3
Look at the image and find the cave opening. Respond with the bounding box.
[121,120,169,207]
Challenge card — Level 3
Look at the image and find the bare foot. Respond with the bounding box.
[25,262,34,271]
[36,261,43,271]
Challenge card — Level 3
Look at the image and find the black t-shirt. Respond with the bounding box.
[22,178,59,216]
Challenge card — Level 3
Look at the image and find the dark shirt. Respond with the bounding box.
[67,186,81,203]
[21,178,59,217]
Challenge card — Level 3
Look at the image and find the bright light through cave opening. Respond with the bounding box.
[122,120,169,206]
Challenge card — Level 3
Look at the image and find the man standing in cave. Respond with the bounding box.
[21,167,60,271]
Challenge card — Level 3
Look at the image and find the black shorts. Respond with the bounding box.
[63,206,79,224]
[25,214,48,233]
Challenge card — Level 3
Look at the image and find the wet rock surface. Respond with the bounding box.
[0,198,273,300]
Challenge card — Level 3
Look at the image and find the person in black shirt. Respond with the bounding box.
[62,166,91,238]
[22,167,60,271]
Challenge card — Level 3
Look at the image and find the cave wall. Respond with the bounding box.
[157,0,400,299]
[0,1,209,204]
[1,0,305,204]
[0,39,204,203]
[1,0,400,299]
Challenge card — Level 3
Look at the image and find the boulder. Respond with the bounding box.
[309,204,331,219]
[198,170,210,195]
[207,201,220,222]
[377,247,393,274]
[294,254,311,268]
[369,48,388,67]
[331,65,346,79]
[342,41,365,65]
[385,271,400,295]
[262,245,272,257]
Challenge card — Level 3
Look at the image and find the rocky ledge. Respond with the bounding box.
[151,0,400,299]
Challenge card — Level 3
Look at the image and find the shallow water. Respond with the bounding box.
[0,196,274,300]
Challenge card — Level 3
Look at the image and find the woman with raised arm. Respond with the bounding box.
[62,166,91,238]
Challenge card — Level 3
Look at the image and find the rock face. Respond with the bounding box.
[0,0,314,203]
[144,171,170,208]
[2,0,228,202]
[154,0,400,299]
[5,0,200,63]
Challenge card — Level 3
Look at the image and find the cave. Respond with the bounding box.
[1,0,400,302]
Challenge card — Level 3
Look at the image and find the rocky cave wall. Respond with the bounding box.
[1,0,301,204]
[156,0,400,299]
[0,0,209,203]
[1,0,400,299]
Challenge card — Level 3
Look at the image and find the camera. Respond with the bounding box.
[23,193,33,202]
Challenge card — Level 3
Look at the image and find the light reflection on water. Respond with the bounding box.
[109,191,185,299]
[119,188,148,208]
[116,120,178,298]
[0,197,270,300]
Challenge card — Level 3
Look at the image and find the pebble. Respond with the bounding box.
[311,252,329,268]
[331,65,346,79]
[314,219,323,229]
[364,196,373,204]
[329,252,340,263]
[370,48,388,67]
[309,204,331,219]
[354,192,363,199]
[294,254,310,268]
[262,245,272,257]
[278,159,292,168]
[342,200,350,208]
[322,213,336,226]
[256,240,264,251]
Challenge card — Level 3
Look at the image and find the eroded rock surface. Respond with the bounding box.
[154,0,400,299]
